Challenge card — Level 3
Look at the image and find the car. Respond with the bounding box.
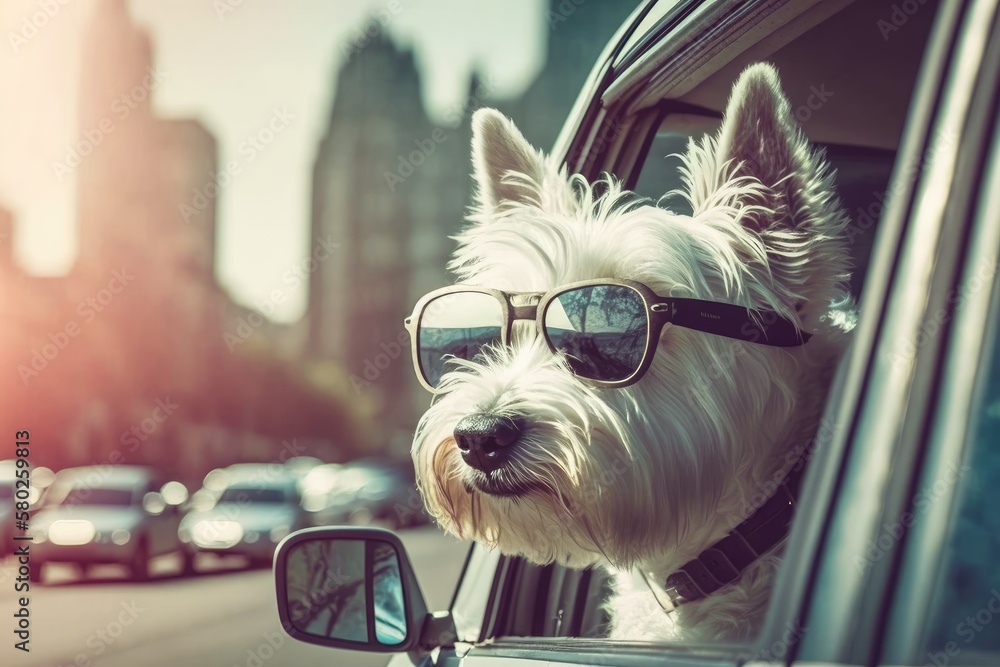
[0,460,44,555]
[28,465,189,582]
[179,464,309,569]
[300,459,429,530]
[270,0,1000,665]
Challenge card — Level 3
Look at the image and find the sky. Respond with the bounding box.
[0,0,545,322]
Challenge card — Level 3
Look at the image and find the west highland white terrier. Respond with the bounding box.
[407,63,854,641]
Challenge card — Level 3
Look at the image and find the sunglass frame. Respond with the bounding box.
[405,278,811,393]
[406,279,687,393]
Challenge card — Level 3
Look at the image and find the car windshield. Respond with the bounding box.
[56,486,135,507]
[217,486,289,504]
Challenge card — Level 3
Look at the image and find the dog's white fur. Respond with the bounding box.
[412,63,854,641]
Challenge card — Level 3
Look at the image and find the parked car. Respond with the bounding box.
[179,464,308,569]
[300,459,429,530]
[28,465,189,582]
[272,0,1000,665]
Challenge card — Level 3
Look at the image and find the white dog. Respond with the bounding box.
[408,63,853,641]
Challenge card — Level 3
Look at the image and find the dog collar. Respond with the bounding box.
[660,454,809,607]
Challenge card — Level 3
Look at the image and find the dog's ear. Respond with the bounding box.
[714,63,831,232]
[704,63,848,313]
[471,108,549,213]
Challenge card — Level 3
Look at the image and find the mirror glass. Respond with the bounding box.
[283,538,406,646]
[372,541,405,645]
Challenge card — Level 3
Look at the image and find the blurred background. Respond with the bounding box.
[0,0,639,478]
[0,1,640,665]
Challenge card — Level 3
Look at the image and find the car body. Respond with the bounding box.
[179,464,308,567]
[29,465,188,582]
[300,459,428,530]
[276,0,1000,665]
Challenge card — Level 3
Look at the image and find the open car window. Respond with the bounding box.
[55,486,136,507]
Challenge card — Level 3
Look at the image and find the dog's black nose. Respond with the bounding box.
[454,413,522,474]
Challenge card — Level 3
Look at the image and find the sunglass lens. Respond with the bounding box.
[418,291,503,388]
[543,285,648,383]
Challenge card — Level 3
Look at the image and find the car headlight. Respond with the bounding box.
[192,520,242,548]
[48,520,96,546]
[111,529,131,545]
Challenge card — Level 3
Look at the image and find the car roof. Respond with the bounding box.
[53,465,156,487]
[217,464,298,487]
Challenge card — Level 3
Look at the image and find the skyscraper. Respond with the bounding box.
[75,0,159,274]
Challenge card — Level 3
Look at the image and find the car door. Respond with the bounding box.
[877,18,1000,664]
[796,1,1000,663]
[393,1,997,666]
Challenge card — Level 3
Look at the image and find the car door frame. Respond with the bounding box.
[860,1,1000,664]
[785,0,1000,665]
[877,6,1000,659]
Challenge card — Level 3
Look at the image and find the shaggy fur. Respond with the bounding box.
[411,63,854,641]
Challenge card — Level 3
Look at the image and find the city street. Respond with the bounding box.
[0,527,469,667]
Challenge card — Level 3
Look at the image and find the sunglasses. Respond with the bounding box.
[404,279,811,393]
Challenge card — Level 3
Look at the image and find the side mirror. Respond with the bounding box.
[274,527,452,654]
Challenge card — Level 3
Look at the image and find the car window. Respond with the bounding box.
[218,486,289,504]
[632,127,700,216]
[923,292,1000,659]
[57,487,135,507]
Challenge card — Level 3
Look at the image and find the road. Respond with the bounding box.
[0,527,470,667]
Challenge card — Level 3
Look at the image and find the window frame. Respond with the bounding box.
[791,0,1000,664]
[878,2,1000,662]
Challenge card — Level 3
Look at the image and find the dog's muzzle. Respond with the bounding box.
[453,413,523,474]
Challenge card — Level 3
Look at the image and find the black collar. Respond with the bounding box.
[661,454,809,607]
